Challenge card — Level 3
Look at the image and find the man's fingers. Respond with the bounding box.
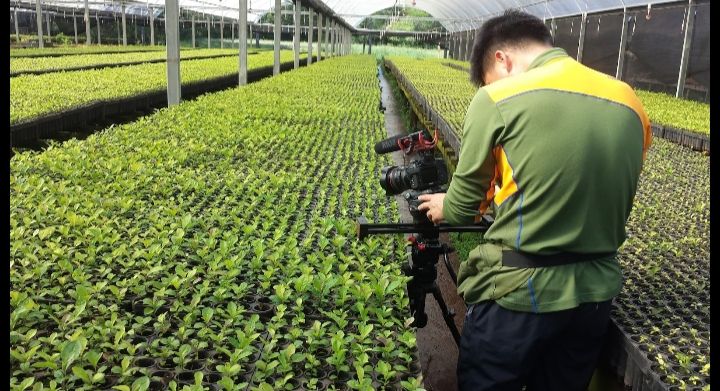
[417,194,430,201]
[417,201,430,211]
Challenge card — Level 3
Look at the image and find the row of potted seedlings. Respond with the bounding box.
[11,55,425,391]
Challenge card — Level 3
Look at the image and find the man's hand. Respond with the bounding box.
[417,193,446,224]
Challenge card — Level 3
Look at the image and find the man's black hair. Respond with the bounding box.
[469,10,553,87]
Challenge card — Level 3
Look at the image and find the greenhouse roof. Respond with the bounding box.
[13,0,682,32]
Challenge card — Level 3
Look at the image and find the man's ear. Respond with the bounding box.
[494,50,512,75]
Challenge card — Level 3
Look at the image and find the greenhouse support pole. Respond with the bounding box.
[465,29,471,61]
[332,22,336,56]
[453,34,458,60]
[457,33,462,59]
[458,33,465,62]
[165,0,181,106]
[220,15,224,48]
[231,21,234,47]
[368,35,372,54]
[326,19,331,56]
[273,0,281,75]
[96,13,101,45]
[325,18,330,57]
[15,8,21,43]
[315,12,321,61]
[329,21,333,56]
[84,0,91,44]
[122,2,127,46]
[239,0,248,85]
[676,0,695,98]
[616,9,628,80]
[150,7,155,45]
[577,12,587,63]
[36,0,44,48]
[117,16,121,44]
[318,13,324,59]
[293,0,300,69]
[207,18,211,48]
[72,11,78,44]
[307,8,314,64]
[191,15,195,48]
[46,11,51,37]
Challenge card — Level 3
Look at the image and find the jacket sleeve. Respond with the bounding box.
[443,89,506,225]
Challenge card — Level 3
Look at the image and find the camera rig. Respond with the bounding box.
[356,129,493,346]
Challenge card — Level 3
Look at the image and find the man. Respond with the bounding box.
[417,9,651,391]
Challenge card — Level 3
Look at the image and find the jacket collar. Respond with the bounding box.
[527,47,569,71]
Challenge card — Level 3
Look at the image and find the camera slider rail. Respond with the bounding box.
[356,216,494,240]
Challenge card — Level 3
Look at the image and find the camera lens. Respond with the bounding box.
[380,165,411,195]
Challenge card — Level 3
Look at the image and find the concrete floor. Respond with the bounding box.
[378,64,466,391]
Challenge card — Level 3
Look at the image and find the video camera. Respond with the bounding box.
[356,129,493,346]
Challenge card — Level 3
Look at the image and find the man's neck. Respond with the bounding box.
[514,45,554,72]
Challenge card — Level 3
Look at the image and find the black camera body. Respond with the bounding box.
[380,152,449,196]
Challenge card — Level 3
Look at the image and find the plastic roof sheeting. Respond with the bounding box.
[326,0,683,32]
[19,0,293,24]
[16,0,683,32]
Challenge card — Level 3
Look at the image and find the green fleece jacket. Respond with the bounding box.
[444,48,651,312]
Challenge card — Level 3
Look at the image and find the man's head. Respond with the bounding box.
[469,10,553,87]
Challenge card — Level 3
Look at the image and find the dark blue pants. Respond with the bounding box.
[457,300,612,391]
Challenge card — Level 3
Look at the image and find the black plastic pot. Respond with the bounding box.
[102,374,119,388]
[197,349,216,360]
[148,380,167,391]
[251,302,274,320]
[134,357,157,368]
[157,358,176,370]
[184,359,206,371]
[302,378,328,391]
[315,347,331,359]
[203,371,222,383]
[211,351,230,362]
[149,369,175,384]
[136,327,155,338]
[176,371,197,383]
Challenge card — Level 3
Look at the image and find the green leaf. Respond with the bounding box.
[112,385,131,391]
[38,226,55,240]
[131,376,150,391]
[61,339,85,372]
[84,350,102,368]
[17,378,34,391]
[71,366,92,384]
